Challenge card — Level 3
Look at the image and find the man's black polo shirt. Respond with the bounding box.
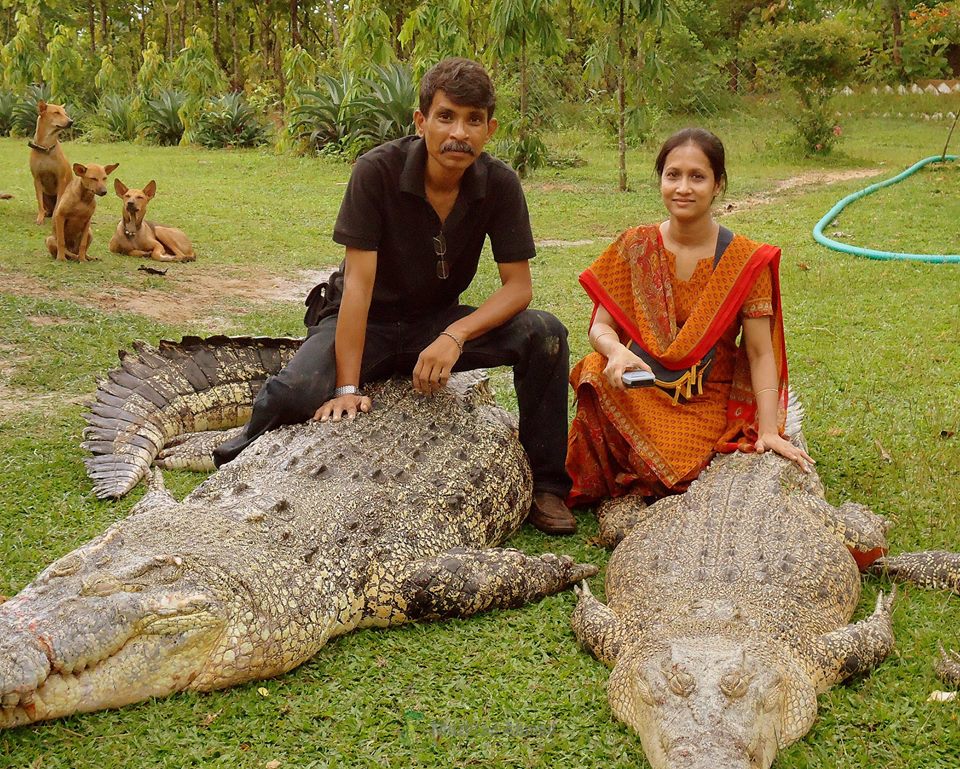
[332,135,536,322]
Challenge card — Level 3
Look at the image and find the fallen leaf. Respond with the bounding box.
[797,262,810,271]
[137,265,168,276]
[257,687,270,697]
[0,193,13,200]
[266,761,282,769]
[927,690,957,702]
[375,656,388,668]
[239,743,250,752]
[940,430,955,439]
[827,427,845,437]
[874,438,892,462]
[831,230,849,239]
[199,710,222,727]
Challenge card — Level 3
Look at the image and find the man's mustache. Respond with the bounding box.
[441,140,474,155]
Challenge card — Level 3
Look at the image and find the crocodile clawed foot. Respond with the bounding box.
[541,553,599,584]
[935,643,960,688]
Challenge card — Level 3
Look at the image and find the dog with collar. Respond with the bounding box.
[109,179,196,262]
[46,162,118,262]
[29,101,74,225]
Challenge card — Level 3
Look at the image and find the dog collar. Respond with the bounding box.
[27,140,53,153]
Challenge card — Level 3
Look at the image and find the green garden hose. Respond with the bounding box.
[812,154,959,264]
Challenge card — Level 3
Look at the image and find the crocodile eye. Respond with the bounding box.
[661,661,696,697]
[719,671,750,699]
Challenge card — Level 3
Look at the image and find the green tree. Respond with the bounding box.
[584,0,673,190]
[0,8,43,92]
[172,25,227,145]
[488,0,565,176]
[41,24,88,104]
[398,0,478,76]
[745,17,860,154]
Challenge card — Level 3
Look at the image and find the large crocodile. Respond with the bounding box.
[0,338,596,727]
[571,424,960,769]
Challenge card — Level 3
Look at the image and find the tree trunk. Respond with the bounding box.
[211,0,228,70]
[890,2,904,79]
[325,0,341,49]
[139,1,146,52]
[179,0,186,49]
[290,0,301,47]
[166,7,174,58]
[230,0,241,87]
[99,0,108,50]
[617,0,627,192]
[87,0,96,53]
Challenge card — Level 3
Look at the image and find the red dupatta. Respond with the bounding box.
[578,224,788,452]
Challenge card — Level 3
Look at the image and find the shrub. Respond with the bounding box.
[97,94,138,142]
[194,92,270,148]
[11,83,52,137]
[744,18,859,155]
[492,117,548,178]
[0,91,16,135]
[139,89,186,145]
[289,71,363,153]
[352,63,417,147]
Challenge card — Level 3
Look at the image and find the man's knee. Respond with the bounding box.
[255,372,318,422]
[518,309,569,360]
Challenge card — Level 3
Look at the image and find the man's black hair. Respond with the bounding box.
[419,58,496,119]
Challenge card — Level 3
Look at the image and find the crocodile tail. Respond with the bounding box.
[82,335,303,500]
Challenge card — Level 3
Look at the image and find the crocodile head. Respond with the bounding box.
[0,523,233,728]
[608,636,810,769]
[0,497,337,728]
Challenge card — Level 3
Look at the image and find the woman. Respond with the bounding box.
[566,127,812,507]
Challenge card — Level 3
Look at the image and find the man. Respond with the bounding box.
[213,57,575,534]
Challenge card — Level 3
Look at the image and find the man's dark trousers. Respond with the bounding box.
[212,306,572,497]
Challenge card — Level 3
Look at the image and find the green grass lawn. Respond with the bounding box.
[0,109,958,768]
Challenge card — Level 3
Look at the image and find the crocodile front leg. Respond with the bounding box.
[571,580,626,666]
[807,590,895,690]
[595,495,679,550]
[360,548,598,627]
[869,551,960,594]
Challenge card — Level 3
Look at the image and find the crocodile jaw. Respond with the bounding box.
[1,622,221,727]
[0,591,224,728]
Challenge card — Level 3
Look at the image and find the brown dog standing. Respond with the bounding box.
[29,101,73,225]
[109,179,196,262]
[46,162,118,262]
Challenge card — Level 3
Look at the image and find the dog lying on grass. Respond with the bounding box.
[45,162,118,262]
[109,179,196,262]
[29,101,73,225]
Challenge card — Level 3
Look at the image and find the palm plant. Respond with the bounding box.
[11,83,52,136]
[289,71,362,152]
[0,91,16,136]
[98,94,138,142]
[139,89,187,146]
[195,93,271,148]
[353,63,417,147]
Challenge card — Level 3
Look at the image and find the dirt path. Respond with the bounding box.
[0,267,335,325]
[720,168,882,214]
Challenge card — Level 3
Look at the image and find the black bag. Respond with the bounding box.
[303,270,344,328]
[625,226,733,404]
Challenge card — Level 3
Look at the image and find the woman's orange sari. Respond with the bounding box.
[566,224,788,506]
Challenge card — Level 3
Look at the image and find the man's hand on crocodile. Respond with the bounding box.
[314,394,372,422]
[413,333,462,395]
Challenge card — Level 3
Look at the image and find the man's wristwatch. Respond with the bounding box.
[334,385,361,398]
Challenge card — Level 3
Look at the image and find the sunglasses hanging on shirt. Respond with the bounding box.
[433,232,450,280]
